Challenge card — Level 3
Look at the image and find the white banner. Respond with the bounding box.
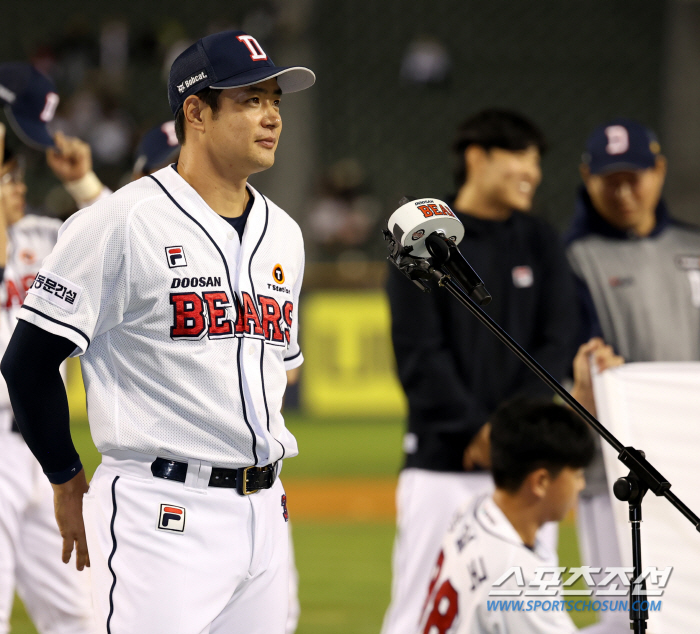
[593,362,700,634]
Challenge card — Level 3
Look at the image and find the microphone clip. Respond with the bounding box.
[383,228,434,293]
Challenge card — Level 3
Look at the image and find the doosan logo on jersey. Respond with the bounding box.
[171,276,222,289]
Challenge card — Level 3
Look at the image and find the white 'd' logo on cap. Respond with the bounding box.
[237,35,268,61]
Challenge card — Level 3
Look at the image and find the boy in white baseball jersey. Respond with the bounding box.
[2,30,314,634]
[419,399,607,634]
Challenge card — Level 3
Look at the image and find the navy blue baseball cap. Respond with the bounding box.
[582,118,661,174]
[133,121,180,174]
[0,62,59,149]
[168,30,315,115]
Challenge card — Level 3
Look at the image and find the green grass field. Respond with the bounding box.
[10,414,596,632]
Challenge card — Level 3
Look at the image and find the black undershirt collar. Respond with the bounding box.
[220,191,254,242]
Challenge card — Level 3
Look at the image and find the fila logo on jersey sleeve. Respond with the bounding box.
[158,504,186,532]
[237,35,268,60]
[166,246,188,268]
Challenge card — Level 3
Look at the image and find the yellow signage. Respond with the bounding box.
[301,291,407,416]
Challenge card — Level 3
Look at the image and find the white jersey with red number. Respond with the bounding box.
[18,165,304,468]
[418,495,577,634]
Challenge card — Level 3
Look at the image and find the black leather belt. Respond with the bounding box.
[151,457,277,495]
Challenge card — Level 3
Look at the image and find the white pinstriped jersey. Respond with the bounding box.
[19,165,304,468]
[418,496,576,634]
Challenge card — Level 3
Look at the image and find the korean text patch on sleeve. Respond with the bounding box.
[27,269,82,314]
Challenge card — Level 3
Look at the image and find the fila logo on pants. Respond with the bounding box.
[169,290,293,345]
[158,504,186,532]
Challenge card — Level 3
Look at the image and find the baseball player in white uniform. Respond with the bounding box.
[1,30,314,634]
[418,399,628,634]
[50,117,304,634]
[0,65,94,634]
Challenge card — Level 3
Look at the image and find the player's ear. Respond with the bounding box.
[464,145,487,176]
[526,467,550,500]
[653,155,667,180]
[183,95,206,136]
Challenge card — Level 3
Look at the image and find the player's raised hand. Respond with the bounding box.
[46,131,93,183]
[571,337,624,415]
[51,469,91,570]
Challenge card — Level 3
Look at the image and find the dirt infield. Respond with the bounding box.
[283,477,398,522]
[284,476,578,525]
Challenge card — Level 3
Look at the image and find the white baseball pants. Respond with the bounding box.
[83,450,290,634]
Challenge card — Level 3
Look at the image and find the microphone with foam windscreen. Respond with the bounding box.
[384,196,491,305]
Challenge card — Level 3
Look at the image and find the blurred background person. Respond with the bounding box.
[565,118,700,630]
[382,109,580,634]
[0,64,94,634]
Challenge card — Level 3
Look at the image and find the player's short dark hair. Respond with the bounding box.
[452,109,547,188]
[490,398,594,493]
[174,87,222,145]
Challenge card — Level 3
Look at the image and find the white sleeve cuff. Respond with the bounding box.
[284,351,304,371]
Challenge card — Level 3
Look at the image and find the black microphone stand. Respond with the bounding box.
[383,229,700,634]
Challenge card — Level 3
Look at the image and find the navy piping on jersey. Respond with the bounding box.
[148,174,258,465]
[246,197,275,442]
[284,350,301,362]
[106,476,120,634]
[21,305,91,350]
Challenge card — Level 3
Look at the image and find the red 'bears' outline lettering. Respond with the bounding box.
[282,301,294,344]
[235,292,264,337]
[203,291,233,337]
[170,289,290,346]
[259,295,285,343]
[170,293,206,340]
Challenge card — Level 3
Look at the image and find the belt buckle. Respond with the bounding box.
[236,466,259,496]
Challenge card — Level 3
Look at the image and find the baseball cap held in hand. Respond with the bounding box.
[582,118,661,175]
[168,30,315,115]
[0,62,59,149]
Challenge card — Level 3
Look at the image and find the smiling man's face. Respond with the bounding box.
[478,145,542,213]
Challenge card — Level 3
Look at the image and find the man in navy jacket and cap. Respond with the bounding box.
[566,118,700,629]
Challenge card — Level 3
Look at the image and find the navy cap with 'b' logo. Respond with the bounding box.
[0,62,59,149]
[168,30,315,115]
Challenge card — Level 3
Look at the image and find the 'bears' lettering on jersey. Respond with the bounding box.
[170,290,292,346]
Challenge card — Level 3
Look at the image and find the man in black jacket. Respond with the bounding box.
[381,110,580,634]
